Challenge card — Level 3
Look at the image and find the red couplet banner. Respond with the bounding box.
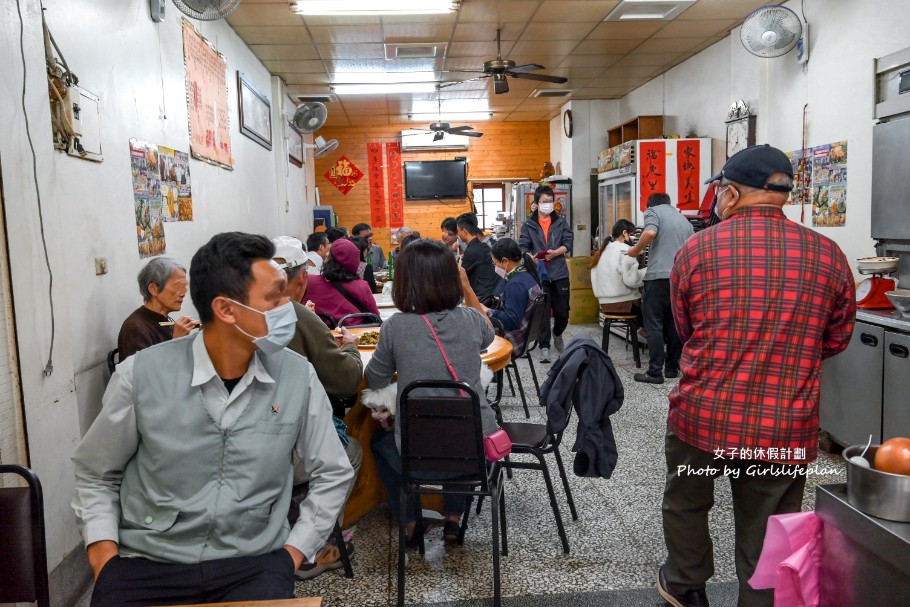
[366,143,386,228]
[386,142,404,228]
[639,140,666,211]
[676,139,701,210]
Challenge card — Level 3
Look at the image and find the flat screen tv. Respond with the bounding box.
[404,160,467,200]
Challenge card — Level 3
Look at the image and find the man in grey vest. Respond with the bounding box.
[73,232,354,606]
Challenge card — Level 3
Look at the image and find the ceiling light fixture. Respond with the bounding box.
[292,0,459,16]
[333,72,438,85]
[604,0,695,21]
[408,112,493,122]
[333,83,439,95]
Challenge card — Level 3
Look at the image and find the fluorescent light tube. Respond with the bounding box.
[293,0,459,16]
[333,72,437,85]
[407,112,492,121]
[333,83,439,95]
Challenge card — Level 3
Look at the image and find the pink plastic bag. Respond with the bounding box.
[749,511,823,607]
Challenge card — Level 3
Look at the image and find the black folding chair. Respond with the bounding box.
[336,312,382,328]
[288,483,353,578]
[106,348,120,374]
[316,312,337,329]
[501,292,549,418]
[399,380,507,607]
[0,465,50,607]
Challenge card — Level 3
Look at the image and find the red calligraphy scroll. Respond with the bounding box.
[639,140,666,211]
[386,142,404,228]
[676,139,701,211]
[325,155,363,195]
[366,143,386,228]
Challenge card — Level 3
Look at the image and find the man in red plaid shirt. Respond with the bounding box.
[657,145,855,607]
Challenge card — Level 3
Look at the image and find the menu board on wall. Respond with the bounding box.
[787,140,847,227]
[159,146,193,222]
[182,20,233,170]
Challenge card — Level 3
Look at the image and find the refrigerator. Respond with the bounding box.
[508,178,572,241]
[597,138,712,241]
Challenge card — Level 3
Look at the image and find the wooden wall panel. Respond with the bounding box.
[313,122,550,251]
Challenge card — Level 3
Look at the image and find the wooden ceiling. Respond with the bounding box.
[227,0,784,126]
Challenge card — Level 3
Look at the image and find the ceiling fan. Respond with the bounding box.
[405,97,484,140]
[441,28,568,95]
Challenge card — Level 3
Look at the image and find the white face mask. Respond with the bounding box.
[494,262,507,279]
[538,202,554,215]
[230,299,296,354]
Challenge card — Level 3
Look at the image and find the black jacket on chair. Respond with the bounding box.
[540,335,624,479]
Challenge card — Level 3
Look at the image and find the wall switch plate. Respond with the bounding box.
[95,257,108,275]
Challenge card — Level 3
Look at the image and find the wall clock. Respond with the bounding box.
[725,114,756,158]
[563,109,573,138]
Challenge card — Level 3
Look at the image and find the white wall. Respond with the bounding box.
[0,0,313,575]
[615,0,910,271]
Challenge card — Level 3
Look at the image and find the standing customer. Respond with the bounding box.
[658,145,855,607]
[590,219,646,349]
[73,232,354,607]
[519,185,573,362]
[352,223,386,271]
[366,238,497,544]
[626,192,693,384]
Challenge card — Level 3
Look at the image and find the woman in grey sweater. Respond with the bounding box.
[365,238,496,544]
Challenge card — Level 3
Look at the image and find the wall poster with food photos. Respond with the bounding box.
[129,139,167,258]
[158,146,193,222]
[786,140,847,227]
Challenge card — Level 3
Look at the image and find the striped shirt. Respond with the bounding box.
[669,206,855,463]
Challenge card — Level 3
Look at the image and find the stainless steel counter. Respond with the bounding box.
[857,308,910,333]
[817,484,910,606]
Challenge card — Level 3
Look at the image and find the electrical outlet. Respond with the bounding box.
[94,257,108,275]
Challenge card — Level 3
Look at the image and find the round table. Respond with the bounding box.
[341,326,513,525]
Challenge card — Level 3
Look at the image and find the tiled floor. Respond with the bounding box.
[75,322,846,607]
[297,323,847,606]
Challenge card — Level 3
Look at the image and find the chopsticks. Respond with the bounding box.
[159,320,201,327]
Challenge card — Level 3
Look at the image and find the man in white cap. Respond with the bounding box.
[271,236,364,580]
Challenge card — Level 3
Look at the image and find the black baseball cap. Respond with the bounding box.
[705,144,793,192]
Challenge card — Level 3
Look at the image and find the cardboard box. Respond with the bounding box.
[567,256,593,290]
[569,287,599,325]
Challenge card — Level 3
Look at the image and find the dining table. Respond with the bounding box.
[340,324,513,526]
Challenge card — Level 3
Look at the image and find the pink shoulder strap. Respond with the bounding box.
[421,314,466,396]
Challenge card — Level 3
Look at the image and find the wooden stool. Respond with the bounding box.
[601,314,641,368]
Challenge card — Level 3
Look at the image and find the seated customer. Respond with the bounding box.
[73,232,354,607]
[352,222,386,270]
[117,257,198,360]
[440,217,459,254]
[365,239,497,544]
[272,236,364,580]
[590,219,645,339]
[456,212,503,306]
[464,238,542,353]
[304,238,380,326]
[349,235,379,294]
[390,226,416,261]
[306,231,330,272]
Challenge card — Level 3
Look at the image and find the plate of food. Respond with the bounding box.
[355,330,381,349]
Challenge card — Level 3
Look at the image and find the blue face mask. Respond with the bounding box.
[230,299,296,354]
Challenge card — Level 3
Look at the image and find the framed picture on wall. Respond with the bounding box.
[237,71,272,150]
[287,122,303,167]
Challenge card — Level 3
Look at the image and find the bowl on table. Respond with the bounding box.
[857,256,898,274]
[844,444,910,522]
[886,290,910,318]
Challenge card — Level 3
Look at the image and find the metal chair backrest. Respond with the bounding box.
[514,292,549,358]
[107,348,120,374]
[0,465,50,607]
[317,312,337,329]
[399,380,489,492]
[337,312,382,328]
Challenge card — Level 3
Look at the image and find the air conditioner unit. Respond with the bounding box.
[400,129,469,151]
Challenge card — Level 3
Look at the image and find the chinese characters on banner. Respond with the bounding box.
[182,20,232,169]
[366,143,386,228]
[786,141,847,227]
[639,140,666,211]
[324,156,364,195]
[676,139,701,211]
[386,142,404,228]
[129,139,167,258]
